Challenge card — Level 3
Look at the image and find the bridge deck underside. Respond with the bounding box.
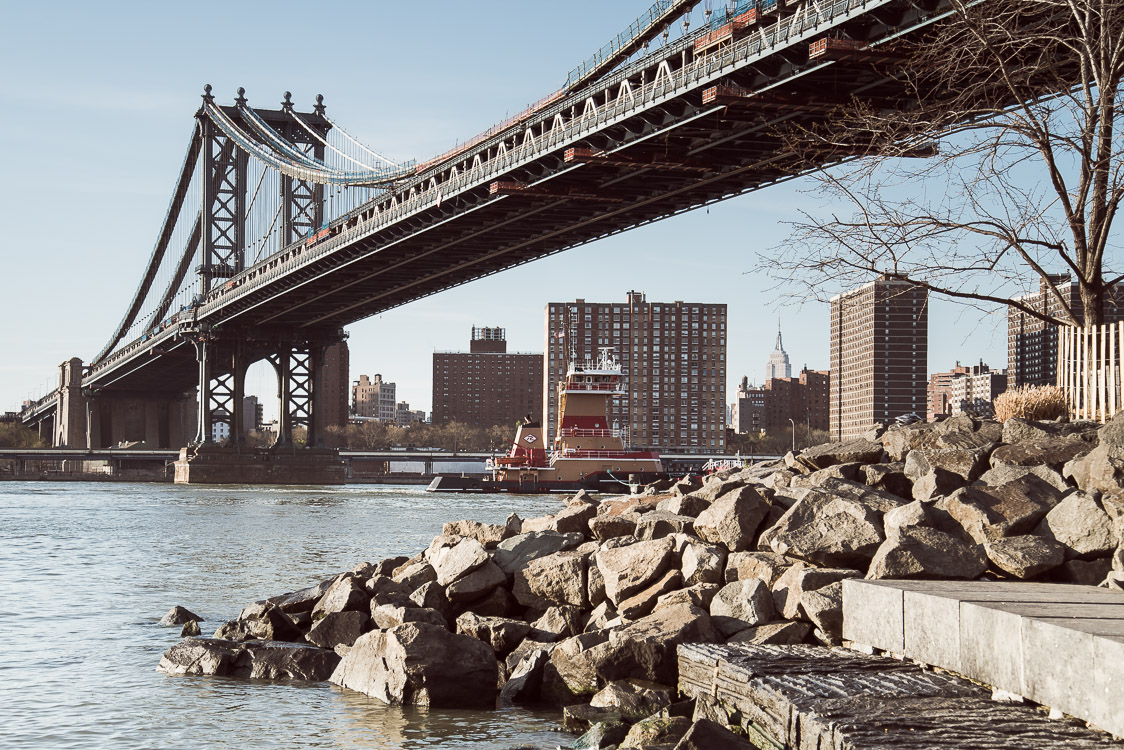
[209,17,915,334]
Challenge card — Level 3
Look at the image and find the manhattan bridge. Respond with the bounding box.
[16,0,1031,481]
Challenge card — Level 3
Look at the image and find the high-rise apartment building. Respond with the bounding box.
[353,374,396,421]
[764,368,830,433]
[544,291,727,454]
[765,325,792,380]
[1008,275,1124,388]
[948,365,1007,416]
[431,327,543,428]
[830,276,928,441]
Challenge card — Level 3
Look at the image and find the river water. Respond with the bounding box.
[0,481,575,749]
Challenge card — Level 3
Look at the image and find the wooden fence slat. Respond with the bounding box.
[1110,324,1117,419]
[1101,323,1108,422]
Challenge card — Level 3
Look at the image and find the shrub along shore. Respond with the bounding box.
[158,412,1124,749]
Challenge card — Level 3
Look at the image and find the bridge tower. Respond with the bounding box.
[175,89,345,483]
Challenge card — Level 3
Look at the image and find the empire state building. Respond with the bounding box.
[766,324,791,380]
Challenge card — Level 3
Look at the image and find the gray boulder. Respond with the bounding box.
[158,638,340,681]
[513,550,588,609]
[867,526,987,579]
[312,576,370,621]
[772,566,860,620]
[990,438,1091,471]
[657,494,711,518]
[976,463,1070,492]
[796,439,884,471]
[945,474,1062,544]
[709,579,775,636]
[635,511,695,540]
[305,610,368,650]
[620,715,692,749]
[266,575,339,614]
[674,718,756,749]
[500,648,549,704]
[681,540,726,586]
[725,620,810,646]
[428,536,489,586]
[370,604,446,630]
[655,583,720,613]
[329,623,498,707]
[444,560,506,603]
[590,678,675,721]
[455,612,531,656]
[862,462,913,499]
[442,519,510,549]
[616,568,683,620]
[984,535,1066,578]
[588,515,637,541]
[1035,491,1117,559]
[595,537,676,605]
[724,551,793,587]
[768,492,886,567]
[160,605,201,627]
[692,485,771,552]
[492,531,584,576]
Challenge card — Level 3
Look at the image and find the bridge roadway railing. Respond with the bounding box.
[189,0,892,317]
[91,0,894,380]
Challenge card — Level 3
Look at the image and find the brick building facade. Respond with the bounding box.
[431,327,543,428]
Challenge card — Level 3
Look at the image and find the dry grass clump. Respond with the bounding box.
[993,385,1068,422]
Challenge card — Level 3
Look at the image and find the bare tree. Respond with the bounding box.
[764,0,1124,325]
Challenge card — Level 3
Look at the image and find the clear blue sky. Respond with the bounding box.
[0,0,1007,417]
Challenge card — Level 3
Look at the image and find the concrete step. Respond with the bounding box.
[842,579,1124,739]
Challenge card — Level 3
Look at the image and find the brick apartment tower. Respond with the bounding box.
[830,277,928,441]
[1008,275,1124,389]
[431,327,543,428]
[544,291,727,455]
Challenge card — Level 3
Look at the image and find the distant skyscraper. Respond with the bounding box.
[765,323,792,380]
[830,276,928,441]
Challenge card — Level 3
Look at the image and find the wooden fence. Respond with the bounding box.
[1058,322,1124,422]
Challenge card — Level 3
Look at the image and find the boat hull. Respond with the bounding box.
[426,470,664,494]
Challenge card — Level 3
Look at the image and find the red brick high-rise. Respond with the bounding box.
[545,291,727,454]
[431,327,543,428]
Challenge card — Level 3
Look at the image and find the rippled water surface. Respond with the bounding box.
[0,482,573,749]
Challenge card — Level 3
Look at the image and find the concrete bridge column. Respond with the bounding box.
[192,338,213,445]
[55,357,88,448]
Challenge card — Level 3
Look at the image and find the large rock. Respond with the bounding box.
[692,485,771,552]
[219,601,303,643]
[862,462,913,499]
[796,439,884,471]
[867,526,987,579]
[616,569,683,619]
[674,718,756,749]
[620,716,692,749]
[946,474,1063,544]
[455,612,531,656]
[266,575,339,614]
[635,511,694,540]
[799,581,844,642]
[589,678,675,721]
[1035,491,1117,559]
[391,560,437,591]
[595,537,676,605]
[160,605,202,626]
[709,579,775,636]
[492,531,584,576]
[724,551,793,587]
[1002,417,1099,444]
[976,463,1069,492]
[370,604,446,630]
[513,550,588,609]
[772,566,860,620]
[428,536,489,586]
[911,467,965,502]
[589,514,637,541]
[725,620,810,646]
[158,638,339,681]
[329,623,498,707]
[681,540,726,586]
[305,610,369,650]
[990,438,1091,471]
[1065,444,1124,494]
[500,648,549,704]
[983,535,1066,578]
[590,604,719,686]
[655,583,720,613]
[442,519,510,549]
[768,492,886,567]
[688,476,746,503]
[312,576,370,620]
[444,560,506,603]
[657,494,711,518]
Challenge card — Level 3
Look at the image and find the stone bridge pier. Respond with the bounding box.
[173,325,347,484]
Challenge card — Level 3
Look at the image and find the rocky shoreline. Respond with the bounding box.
[158,413,1124,749]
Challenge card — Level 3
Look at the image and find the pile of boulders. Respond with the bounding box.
[158,412,1124,750]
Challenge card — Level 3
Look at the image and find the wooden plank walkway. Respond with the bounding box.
[678,642,1122,748]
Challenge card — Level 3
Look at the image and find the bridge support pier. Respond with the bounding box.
[175,326,346,484]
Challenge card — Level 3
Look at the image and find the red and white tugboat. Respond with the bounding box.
[428,348,663,493]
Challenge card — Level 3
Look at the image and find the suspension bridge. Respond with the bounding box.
[17,0,995,482]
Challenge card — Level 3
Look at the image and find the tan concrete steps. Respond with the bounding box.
[842,580,1124,739]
